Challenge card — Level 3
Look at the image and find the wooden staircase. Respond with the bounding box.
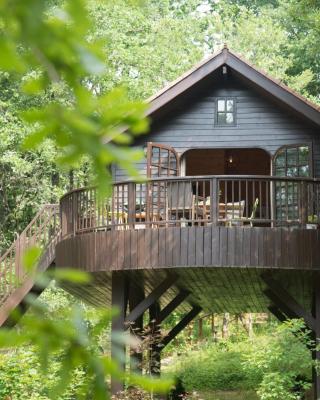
[0,204,60,326]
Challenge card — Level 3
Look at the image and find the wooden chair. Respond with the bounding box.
[225,200,245,226]
[166,181,206,224]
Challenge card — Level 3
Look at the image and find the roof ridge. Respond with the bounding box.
[147,48,224,103]
[147,46,320,114]
[228,50,320,113]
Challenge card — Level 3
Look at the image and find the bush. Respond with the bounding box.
[172,342,261,391]
[0,348,86,400]
[168,320,312,398]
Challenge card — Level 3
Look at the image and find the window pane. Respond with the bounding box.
[226,99,234,111]
[299,165,309,176]
[287,147,298,166]
[226,112,234,124]
[275,151,285,168]
[298,146,309,164]
[217,100,225,112]
[287,166,298,177]
[275,167,285,177]
[160,149,169,168]
[217,113,226,125]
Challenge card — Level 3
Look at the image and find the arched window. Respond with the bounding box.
[273,144,312,223]
[273,145,311,178]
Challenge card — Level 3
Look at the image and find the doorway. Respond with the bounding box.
[183,148,271,177]
[182,148,271,223]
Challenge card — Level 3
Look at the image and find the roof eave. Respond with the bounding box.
[146,48,320,126]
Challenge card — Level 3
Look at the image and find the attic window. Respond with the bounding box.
[215,98,236,126]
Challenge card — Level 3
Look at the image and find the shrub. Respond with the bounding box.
[172,342,261,391]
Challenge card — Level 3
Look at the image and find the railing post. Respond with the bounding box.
[300,180,308,228]
[127,182,136,229]
[210,178,218,226]
[15,234,21,285]
[72,192,77,236]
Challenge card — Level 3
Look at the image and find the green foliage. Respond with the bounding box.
[169,341,261,392]
[243,320,312,399]
[257,373,302,400]
[0,0,149,209]
[167,319,312,399]
[0,268,172,399]
[0,348,86,400]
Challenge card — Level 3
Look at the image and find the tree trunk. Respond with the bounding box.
[246,313,254,338]
[198,318,203,339]
[222,313,229,339]
[211,313,215,337]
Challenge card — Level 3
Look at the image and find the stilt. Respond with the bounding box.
[313,274,320,400]
[128,284,145,374]
[149,302,161,376]
[111,272,128,395]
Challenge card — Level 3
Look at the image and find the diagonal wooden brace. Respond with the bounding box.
[262,273,316,332]
[152,290,190,327]
[159,306,202,350]
[268,305,287,323]
[125,273,178,327]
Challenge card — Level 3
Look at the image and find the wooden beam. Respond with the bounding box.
[262,274,316,332]
[312,273,320,400]
[154,290,190,326]
[111,272,128,395]
[268,305,286,323]
[125,274,178,326]
[128,284,145,375]
[264,289,298,319]
[149,302,161,376]
[160,306,201,349]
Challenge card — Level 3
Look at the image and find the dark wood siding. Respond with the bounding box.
[114,73,320,180]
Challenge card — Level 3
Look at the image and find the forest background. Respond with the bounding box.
[0,0,319,399]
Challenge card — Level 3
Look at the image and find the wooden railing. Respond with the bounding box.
[0,204,60,304]
[60,176,320,238]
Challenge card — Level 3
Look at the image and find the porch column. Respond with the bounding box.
[111,272,128,395]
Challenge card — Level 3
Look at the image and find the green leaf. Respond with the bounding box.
[22,246,42,272]
[49,268,91,284]
[0,38,25,72]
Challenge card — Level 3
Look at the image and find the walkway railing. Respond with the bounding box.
[0,204,60,305]
[60,176,320,238]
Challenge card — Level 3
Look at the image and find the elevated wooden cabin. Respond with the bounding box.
[1,46,320,396]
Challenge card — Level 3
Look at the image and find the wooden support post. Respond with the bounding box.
[149,302,161,376]
[128,284,145,374]
[111,272,128,395]
[160,306,202,349]
[312,274,320,400]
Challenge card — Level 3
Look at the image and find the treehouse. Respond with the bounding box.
[1,46,320,397]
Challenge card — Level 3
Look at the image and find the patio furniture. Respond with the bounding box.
[166,181,206,224]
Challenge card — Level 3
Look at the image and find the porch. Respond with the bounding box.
[60,175,320,237]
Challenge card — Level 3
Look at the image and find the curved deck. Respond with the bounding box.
[56,175,320,313]
[56,226,320,272]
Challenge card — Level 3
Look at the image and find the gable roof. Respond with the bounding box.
[146,46,320,126]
